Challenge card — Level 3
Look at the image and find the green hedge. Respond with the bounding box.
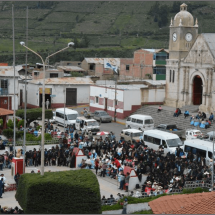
[15,169,101,214]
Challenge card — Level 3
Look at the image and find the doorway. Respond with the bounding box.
[104,98,108,111]
[39,94,51,108]
[192,75,203,105]
[66,88,77,106]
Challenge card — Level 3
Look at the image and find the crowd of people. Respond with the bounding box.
[0,206,24,214]
[1,127,214,196]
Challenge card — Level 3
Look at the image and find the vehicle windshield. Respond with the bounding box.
[132,132,143,137]
[166,138,183,147]
[67,114,78,120]
[100,112,108,116]
[87,121,99,126]
[194,132,201,135]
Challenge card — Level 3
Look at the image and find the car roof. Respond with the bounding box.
[56,108,78,114]
[129,114,152,118]
[95,110,107,112]
[144,129,179,139]
[122,129,143,133]
[77,116,96,122]
[184,139,215,150]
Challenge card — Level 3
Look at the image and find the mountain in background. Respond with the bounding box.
[0,1,215,64]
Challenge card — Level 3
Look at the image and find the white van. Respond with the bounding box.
[120,129,143,142]
[183,139,215,166]
[75,117,100,134]
[143,129,183,154]
[55,108,79,127]
[126,114,154,131]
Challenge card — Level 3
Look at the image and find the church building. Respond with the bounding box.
[165,3,215,113]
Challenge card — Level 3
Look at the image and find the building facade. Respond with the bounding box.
[165,3,215,113]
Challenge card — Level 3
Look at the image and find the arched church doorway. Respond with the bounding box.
[192,75,202,105]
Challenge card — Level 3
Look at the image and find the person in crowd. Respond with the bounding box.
[157,105,162,112]
[184,110,189,118]
[209,112,214,122]
[14,173,20,188]
[173,108,179,117]
[122,198,128,214]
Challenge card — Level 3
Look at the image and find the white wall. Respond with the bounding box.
[25,83,90,107]
[8,77,19,110]
[124,89,141,110]
[90,86,124,113]
[148,88,165,102]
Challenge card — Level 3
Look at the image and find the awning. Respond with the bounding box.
[0,108,14,116]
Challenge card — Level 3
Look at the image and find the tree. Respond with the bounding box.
[16,108,53,127]
[171,1,181,13]
[158,5,169,27]
[148,1,160,16]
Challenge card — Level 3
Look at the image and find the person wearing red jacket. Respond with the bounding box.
[113,158,121,169]
[95,159,99,175]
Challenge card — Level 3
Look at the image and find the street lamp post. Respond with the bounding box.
[20,42,74,176]
[63,82,68,134]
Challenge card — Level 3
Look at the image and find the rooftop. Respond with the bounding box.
[96,84,148,90]
[57,66,85,72]
[149,192,215,214]
[0,66,22,77]
[0,108,14,116]
[29,77,93,85]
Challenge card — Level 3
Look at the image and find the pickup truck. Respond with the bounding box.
[156,124,184,138]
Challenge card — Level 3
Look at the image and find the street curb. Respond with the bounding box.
[116,121,126,125]
[67,104,89,109]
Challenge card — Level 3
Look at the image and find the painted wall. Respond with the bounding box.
[23,83,90,108]
[141,88,165,104]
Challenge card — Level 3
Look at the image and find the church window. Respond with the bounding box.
[169,70,172,82]
[173,70,175,83]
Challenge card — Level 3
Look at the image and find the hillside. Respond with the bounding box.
[1,1,215,65]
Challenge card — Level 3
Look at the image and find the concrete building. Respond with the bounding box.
[0,65,21,110]
[119,49,169,81]
[165,3,215,113]
[20,77,93,109]
[81,58,120,78]
[89,80,165,119]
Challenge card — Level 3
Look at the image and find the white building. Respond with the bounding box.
[20,77,93,109]
[89,80,165,119]
[0,66,21,110]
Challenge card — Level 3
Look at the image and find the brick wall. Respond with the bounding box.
[98,98,104,105]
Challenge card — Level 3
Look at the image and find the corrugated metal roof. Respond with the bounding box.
[0,66,22,77]
[57,66,85,72]
[143,80,166,85]
[202,33,215,58]
[97,84,148,90]
[143,49,169,53]
[84,58,120,67]
[29,77,93,85]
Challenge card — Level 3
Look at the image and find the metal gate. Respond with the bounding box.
[66,88,77,105]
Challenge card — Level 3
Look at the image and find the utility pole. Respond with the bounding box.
[114,75,117,122]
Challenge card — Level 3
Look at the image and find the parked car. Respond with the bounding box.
[93,110,112,123]
[126,114,154,131]
[156,124,184,138]
[75,117,100,134]
[120,129,143,142]
[185,129,202,140]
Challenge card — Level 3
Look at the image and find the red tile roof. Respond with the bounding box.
[0,108,14,116]
[149,192,215,214]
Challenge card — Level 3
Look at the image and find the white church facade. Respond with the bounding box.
[165,3,215,113]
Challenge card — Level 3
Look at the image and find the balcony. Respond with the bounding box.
[155,60,166,65]
[0,88,8,95]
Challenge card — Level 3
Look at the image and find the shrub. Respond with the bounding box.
[15,169,101,214]
[2,129,13,138]
[7,119,14,129]
[17,119,24,128]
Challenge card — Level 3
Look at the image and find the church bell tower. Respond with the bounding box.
[169,3,198,59]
